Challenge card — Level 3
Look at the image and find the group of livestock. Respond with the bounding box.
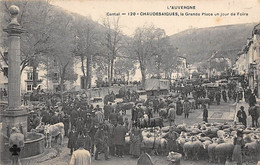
[125,122,260,163]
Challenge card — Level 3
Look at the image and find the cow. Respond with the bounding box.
[44,122,65,148]
[138,115,164,128]
[159,109,168,119]
[248,106,260,127]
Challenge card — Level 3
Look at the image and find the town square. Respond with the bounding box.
[0,0,260,165]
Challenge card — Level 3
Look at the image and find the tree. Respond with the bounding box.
[131,25,177,88]
[161,46,179,80]
[114,57,136,82]
[131,25,157,88]
[0,1,57,87]
[43,8,77,100]
[73,17,101,89]
[102,17,122,86]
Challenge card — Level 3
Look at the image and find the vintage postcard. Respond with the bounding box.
[0,0,260,164]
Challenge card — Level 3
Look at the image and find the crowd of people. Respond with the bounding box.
[22,77,259,165]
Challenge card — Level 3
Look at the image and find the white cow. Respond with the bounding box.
[44,122,64,148]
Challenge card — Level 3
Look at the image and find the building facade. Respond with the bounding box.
[235,23,260,97]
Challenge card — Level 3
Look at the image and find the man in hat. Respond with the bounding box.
[71,108,78,128]
[249,92,257,107]
[202,104,208,123]
[164,126,179,153]
[236,106,247,127]
[168,104,176,126]
[222,89,227,103]
[137,104,144,119]
[50,110,59,125]
[215,90,221,105]
[68,126,77,155]
[95,107,104,124]
[114,120,127,157]
[109,109,118,126]
[70,136,91,165]
[94,105,101,112]
[85,113,93,132]
[41,107,50,125]
[147,102,153,122]
[83,128,91,151]
[105,120,116,156]
[183,98,191,119]
[153,97,160,114]
[232,129,245,165]
[89,122,98,156]
[94,124,109,160]
[176,97,182,115]
[131,104,138,122]
[104,102,111,120]
[63,113,70,137]
[76,117,85,134]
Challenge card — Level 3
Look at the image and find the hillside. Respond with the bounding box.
[169,23,257,64]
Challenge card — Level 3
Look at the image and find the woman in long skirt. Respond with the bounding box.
[130,122,143,158]
[232,130,245,165]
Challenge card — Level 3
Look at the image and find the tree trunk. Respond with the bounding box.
[86,55,92,89]
[140,66,146,89]
[32,64,37,88]
[60,80,64,102]
[127,71,130,82]
[111,58,114,86]
[108,59,111,87]
[80,55,87,89]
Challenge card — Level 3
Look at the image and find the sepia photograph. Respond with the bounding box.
[0,0,260,164]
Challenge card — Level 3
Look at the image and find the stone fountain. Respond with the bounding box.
[1,5,45,163]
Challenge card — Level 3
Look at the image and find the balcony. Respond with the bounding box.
[24,79,43,83]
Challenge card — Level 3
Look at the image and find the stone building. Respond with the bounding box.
[235,23,260,97]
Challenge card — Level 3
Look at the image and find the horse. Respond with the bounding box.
[248,106,260,127]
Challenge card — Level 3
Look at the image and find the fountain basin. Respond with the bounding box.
[2,132,45,160]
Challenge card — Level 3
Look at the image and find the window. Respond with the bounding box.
[27,72,33,80]
[3,67,8,77]
[27,84,32,91]
[53,73,59,81]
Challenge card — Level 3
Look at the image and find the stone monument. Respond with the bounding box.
[1,5,28,159]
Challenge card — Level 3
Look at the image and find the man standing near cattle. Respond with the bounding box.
[183,98,191,119]
[70,139,91,165]
[114,120,127,157]
[202,104,208,123]
[94,124,109,160]
[236,106,247,127]
[168,104,176,126]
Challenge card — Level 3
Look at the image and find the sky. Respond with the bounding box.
[52,0,260,36]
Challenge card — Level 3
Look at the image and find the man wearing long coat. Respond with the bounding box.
[237,106,247,127]
[106,122,116,156]
[183,99,191,118]
[109,109,118,126]
[68,127,77,155]
[249,93,257,107]
[94,125,109,160]
[114,123,127,157]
